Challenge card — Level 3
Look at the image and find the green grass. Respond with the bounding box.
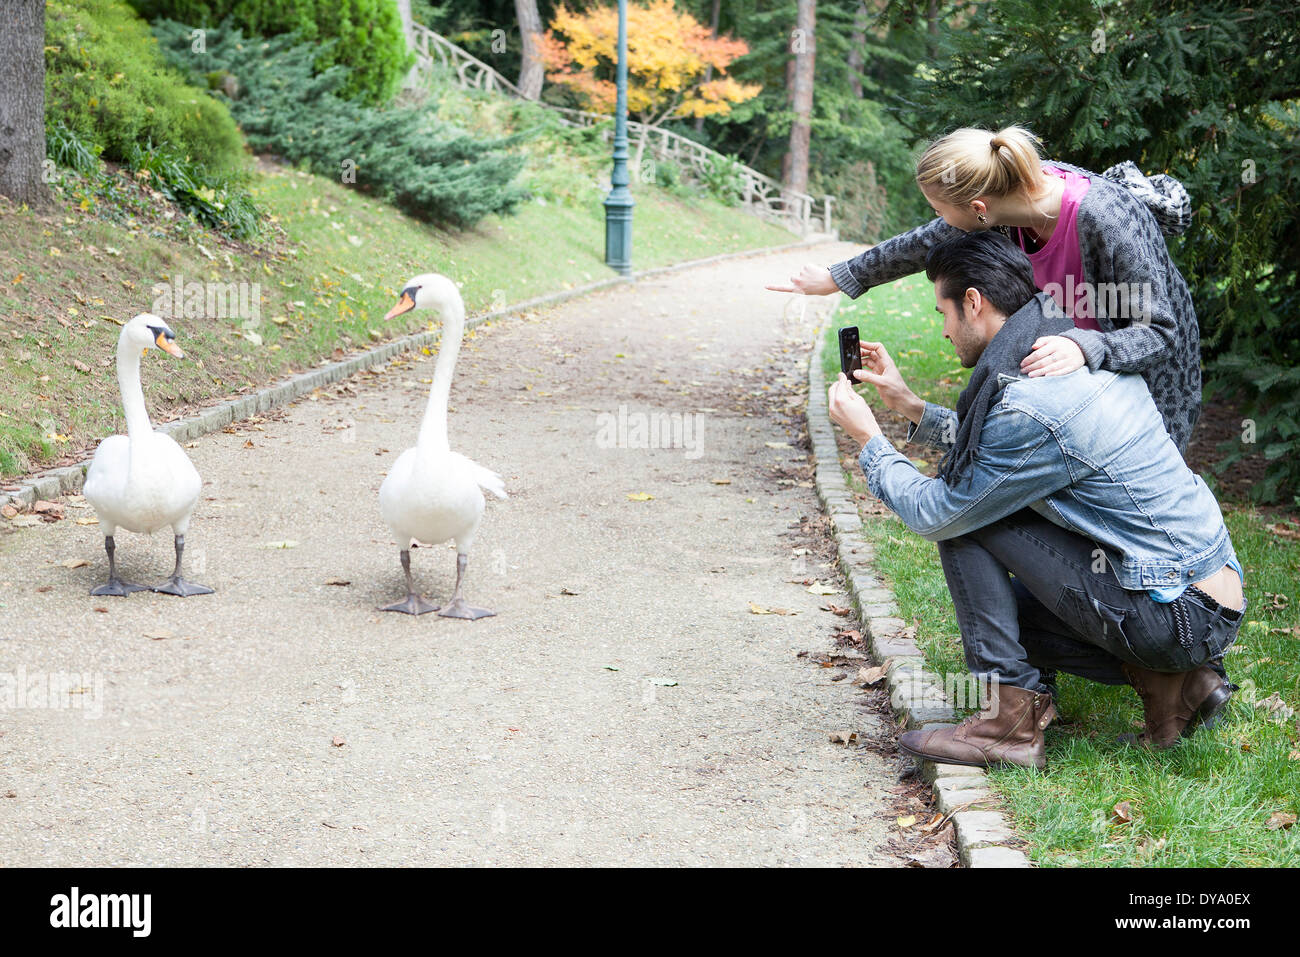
[824,275,1300,867]
[0,75,794,480]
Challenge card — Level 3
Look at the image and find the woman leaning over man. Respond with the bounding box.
[774,126,1202,452]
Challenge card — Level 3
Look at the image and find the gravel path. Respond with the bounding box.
[0,242,909,866]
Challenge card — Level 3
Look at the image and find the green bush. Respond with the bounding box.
[129,0,413,105]
[45,0,247,173]
[152,21,529,230]
[698,154,744,208]
[126,142,261,238]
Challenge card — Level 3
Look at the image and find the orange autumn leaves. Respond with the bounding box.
[540,0,760,126]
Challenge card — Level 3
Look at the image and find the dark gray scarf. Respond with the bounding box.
[938,292,1074,485]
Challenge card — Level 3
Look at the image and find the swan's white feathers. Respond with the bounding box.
[82,314,203,538]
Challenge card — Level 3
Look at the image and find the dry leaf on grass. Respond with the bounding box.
[1111,801,1135,824]
[1266,811,1295,831]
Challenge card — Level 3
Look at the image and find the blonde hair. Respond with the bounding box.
[915,125,1045,205]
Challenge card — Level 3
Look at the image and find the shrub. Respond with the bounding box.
[129,0,413,106]
[44,0,247,173]
[152,21,529,230]
[698,154,744,207]
[125,142,261,238]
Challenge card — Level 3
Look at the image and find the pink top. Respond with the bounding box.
[1017,165,1101,331]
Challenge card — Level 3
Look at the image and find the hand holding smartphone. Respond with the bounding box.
[838,326,864,387]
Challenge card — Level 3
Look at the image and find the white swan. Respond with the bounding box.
[378,274,506,618]
[82,314,213,597]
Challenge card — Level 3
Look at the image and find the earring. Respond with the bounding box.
[977,213,988,225]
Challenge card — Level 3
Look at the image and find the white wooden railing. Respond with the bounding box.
[409,23,834,236]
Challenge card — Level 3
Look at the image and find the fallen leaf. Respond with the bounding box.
[896,814,917,829]
[807,581,839,595]
[856,665,887,686]
[1266,811,1295,831]
[331,736,346,747]
[828,731,859,745]
[626,492,653,501]
[710,477,731,485]
[72,360,90,374]
[242,439,255,449]
[1111,801,1134,824]
[144,630,174,640]
[323,578,351,586]
[75,516,99,526]
[93,607,108,613]
[823,603,853,617]
[764,441,791,449]
[1255,692,1297,722]
[61,558,90,569]
[0,505,16,519]
[36,585,52,593]
[1265,522,1300,541]
[559,587,579,596]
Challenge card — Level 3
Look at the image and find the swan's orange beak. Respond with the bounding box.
[385,291,416,320]
[156,330,184,358]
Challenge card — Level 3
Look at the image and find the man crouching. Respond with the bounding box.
[827,231,1244,770]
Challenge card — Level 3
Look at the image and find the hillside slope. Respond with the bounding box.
[1,82,796,479]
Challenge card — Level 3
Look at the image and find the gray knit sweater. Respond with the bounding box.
[828,161,1201,452]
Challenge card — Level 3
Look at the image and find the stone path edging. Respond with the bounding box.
[805,298,1032,869]
[3,235,830,508]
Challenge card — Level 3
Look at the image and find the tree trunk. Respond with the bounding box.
[783,0,816,196]
[0,0,50,209]
[926,0,939,59]
[847,1,866,99]
[693,0,723,133]
[515,0,545,100]
[394,0,420,89]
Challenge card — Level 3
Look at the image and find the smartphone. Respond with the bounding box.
[838,326,863,386]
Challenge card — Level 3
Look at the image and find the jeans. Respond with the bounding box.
[937,509,1244,693]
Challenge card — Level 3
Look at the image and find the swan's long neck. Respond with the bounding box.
[417,292,465,453]
[117,338,152,445]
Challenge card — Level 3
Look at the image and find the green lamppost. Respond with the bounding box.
[603,0,633,275]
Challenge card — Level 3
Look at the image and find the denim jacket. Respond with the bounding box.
[859,367,1236,591]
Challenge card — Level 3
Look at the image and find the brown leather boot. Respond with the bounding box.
[1121,663,1231,749]
[897,684,1056,770]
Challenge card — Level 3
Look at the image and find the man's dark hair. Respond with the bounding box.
[924,231,1037,317]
